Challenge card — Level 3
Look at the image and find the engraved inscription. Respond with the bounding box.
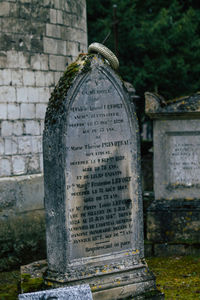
[66,72,136,259]
[168,133,200,186]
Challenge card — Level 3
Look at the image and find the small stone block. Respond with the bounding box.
[18,285,93,300]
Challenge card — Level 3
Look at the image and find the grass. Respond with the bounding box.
[147,256,200,299]
[0,270,20,299]
[0,256,200,299]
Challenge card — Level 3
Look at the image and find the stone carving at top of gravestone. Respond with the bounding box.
[43,46,162,299]
[88,42,119,70]
[18,285,92,300]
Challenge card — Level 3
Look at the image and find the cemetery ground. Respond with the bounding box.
[0,256,199,299]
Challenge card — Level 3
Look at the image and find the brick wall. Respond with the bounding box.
[0,0,87,177]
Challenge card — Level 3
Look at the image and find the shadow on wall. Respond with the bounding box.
[0,174,46,271]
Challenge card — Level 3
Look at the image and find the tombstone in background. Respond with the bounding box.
[145,92,200,255]
[43,49,162,299]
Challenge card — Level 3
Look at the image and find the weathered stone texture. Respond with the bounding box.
[0,0,87,271]
[0,174,45,271]
[19,285,93,300]
[145,92,200,255]
[42,54,163,299]
[0,0,87,177]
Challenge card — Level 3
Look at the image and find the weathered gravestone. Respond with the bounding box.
[145,92,200,255]
[43,48,161,299]
[18,285,92,299]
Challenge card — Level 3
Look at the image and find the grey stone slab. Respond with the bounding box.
[0,174,44,212]
[153,119,200,200]
[145,92,200,200]
[18,285,92,300]
[43,54,144,277]
[42,54,158,298]
[145,92,200,256]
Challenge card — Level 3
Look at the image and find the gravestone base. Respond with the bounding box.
[45,265,156,300]
[147,199,200,254]
[20,259,164,299]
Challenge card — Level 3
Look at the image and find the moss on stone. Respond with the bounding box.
[21,273,45,293]
[45,54,94,127]
[81,54,92,73]
[44,52,124,127]
[45,61,80,126]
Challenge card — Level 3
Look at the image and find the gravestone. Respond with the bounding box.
[43,51,161,299]
[145,92,200,255]
[18,285,92,299]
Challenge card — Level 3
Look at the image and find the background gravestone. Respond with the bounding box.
[43,53,161,299]
[145,92,200,255]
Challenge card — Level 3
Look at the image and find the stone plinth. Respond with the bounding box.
[20,260,163,299]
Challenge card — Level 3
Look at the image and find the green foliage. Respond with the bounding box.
[87,0,200,101]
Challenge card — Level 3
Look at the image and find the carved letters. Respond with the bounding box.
[168,133,200,186]
[66,77,134,259]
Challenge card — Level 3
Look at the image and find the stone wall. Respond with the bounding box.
[0,0,87,271]
[0,0,87,177]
